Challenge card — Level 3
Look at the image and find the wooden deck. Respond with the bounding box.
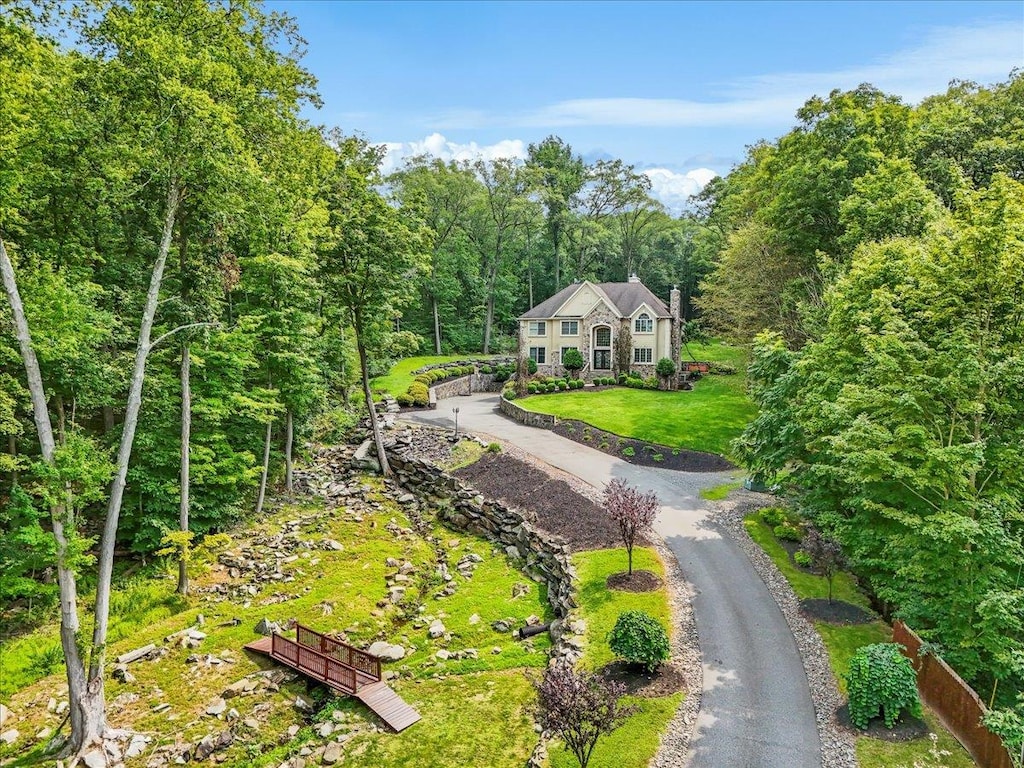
[244,624,420,732]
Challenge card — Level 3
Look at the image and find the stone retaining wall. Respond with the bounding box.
[498,396,558,428]
[428,372,501,401]
[387,449,577,625]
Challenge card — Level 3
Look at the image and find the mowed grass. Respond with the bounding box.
[519,342,754,458]
[371,354,489,397]
[2,486,552,767]
[743,512,977,768]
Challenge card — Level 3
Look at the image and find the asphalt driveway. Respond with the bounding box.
[403,393,821,768]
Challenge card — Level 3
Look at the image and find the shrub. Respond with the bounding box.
[396,392,414,407]
[617,374,627,385]
[622,446,635,457]
[608,610,670,672]
[759,507,787,527]
[643,376,659,389]
[845,643,921,729]
[504,390,517,400]
[480,364,493,374]
[527,383,538,394]
[652,454,663,462]
[655,357,677,380]
[562,347,584,376]
[487,442,501,453]
[527,358,538,374]
[546,382,558,393]
[599,441,609,449]
[414,374,432,385]
[408,382,429,406]
[794,550,813,568]
[557,380,568,391]
[626,376,645,389]
[709,361,737,375]
[773,523,802,542]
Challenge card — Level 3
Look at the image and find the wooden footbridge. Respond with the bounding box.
[245,623,421,732]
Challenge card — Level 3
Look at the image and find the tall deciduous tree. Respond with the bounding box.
[318,136,429,475]
[526,136,586,291]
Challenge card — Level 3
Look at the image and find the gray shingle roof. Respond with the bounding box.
[519,280,670,320]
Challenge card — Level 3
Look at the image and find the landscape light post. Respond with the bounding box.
[453,407,460,439]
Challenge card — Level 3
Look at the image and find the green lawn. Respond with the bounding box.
[743,512,977,768]
[518,342,754,458]
[371,354,490,397]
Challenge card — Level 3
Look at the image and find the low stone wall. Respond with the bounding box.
[387,449,577,625]
[430,374,473,399]
[499,396,558,428]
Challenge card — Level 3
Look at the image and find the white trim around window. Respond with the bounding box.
[560,320,579,336]
[529,346,546,364]
[634,313,653,334]
[633,347,653,364]
[528,320,546,336]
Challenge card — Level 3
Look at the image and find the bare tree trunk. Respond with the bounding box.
[178,343,191,596]
[1,236,102,753]
[354,314,391,476]
[255,419,272,517]
[431,295,442,355]
[483,293,495,354]
[284,408,293,494]
[90,180,182,692]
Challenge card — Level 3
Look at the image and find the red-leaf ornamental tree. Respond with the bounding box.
[534,662,635,768]
[603,478,660,576]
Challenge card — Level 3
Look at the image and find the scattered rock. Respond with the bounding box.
[36,727,53,741]
[206,698,227,716]
[1,729,19,745]
[321,539,344,551]
[0,704,9,727]
[294,694,316,713]
[126,734,149,758]
[435,649,451,661]
[428,619,446,638]
[321,741,343,765]
[242,718,260,731]
[287,725,301,737]
[468,613,480,625]
[491,619,514,633]
[112,664,136,683]
[317,723,333,738]
[255,618,281,636]
[367,641,406,661]
[82,748,106,768]
[511,583,530,599]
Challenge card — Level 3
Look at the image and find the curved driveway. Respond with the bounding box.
[404,393,821,768]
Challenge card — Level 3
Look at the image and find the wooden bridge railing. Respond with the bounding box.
[295,623,381,681]
[271,632,360,694]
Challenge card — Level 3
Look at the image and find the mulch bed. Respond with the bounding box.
[606,570,663,592]
[453,452,632,551]
[836,704,931,741]
[599,661,687,698]
[550,419,734,473]
[800,598,876,625]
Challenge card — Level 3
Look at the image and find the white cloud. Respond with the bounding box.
[428,20,1022,130]
[380,132,527,175]
[643,168,719,214]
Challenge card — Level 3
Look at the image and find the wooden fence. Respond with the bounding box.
[893,621,1013,768]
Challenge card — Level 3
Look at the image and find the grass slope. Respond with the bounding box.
[2,487,551,767]
[519,342,754,458]
[370,355,488,398]
[744,513,976,768]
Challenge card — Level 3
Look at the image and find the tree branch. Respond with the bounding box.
[150,321,219,351]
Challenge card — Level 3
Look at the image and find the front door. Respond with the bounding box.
[593,349,611,370]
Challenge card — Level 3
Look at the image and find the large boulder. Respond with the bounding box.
[367,641,406,661]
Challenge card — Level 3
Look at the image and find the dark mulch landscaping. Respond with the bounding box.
[606,570,663,592]
[836,704,931,741]
[600,661,687,698]
[453,452,631,551]
[551,419,734,473]
[800,598,876,625]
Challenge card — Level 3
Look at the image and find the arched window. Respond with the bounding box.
[635,313,653,333]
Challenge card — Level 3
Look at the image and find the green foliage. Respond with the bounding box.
[759,507,787,527]
[408,381,429,406]
[652,454,663,462]
[562,347,585,374]
[655,357,676,379]
[845,643,922,730]
[773,523,803,542]
[608,610,671,672]
[487,442,501,453]
[622,447,635,457]
[527,358,538,374]
[794,550,813,568]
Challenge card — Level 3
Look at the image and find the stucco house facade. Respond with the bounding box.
[518,275,682,384]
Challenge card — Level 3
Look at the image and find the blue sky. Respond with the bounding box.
[269,0,1023,210]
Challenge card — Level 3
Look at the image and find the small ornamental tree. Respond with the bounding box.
[844,643,922,729]
[655,357,676,388]
[603,478,659,575]
[534,662,635,768]
[803,528,845,604]
[608,610,671,672]
[563,347,584,379]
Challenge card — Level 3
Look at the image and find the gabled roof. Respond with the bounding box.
[520,280,671,320]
